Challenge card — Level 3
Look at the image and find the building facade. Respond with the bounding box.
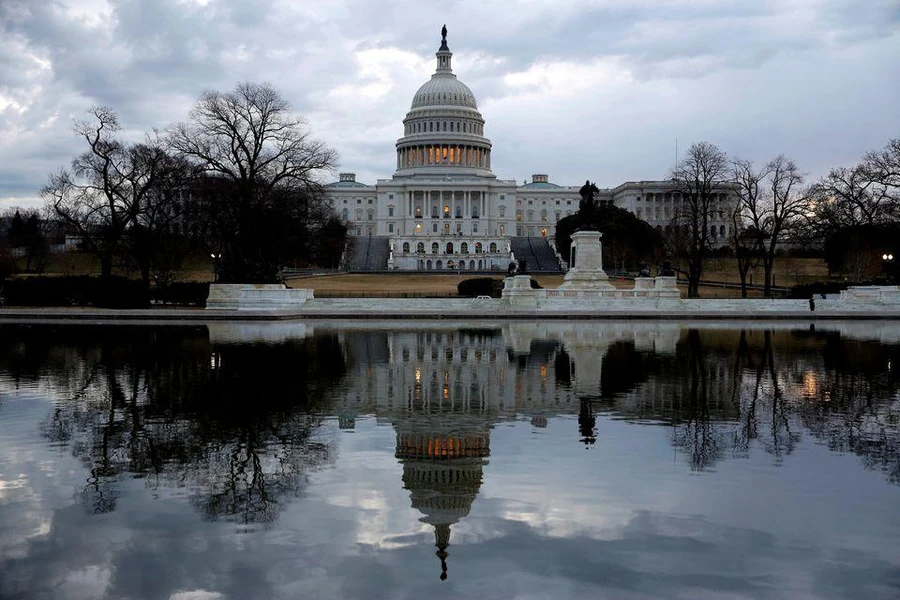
[326,29,737,271]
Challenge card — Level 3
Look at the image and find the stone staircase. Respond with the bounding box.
[509,237,563,273]
[347,236,391,271]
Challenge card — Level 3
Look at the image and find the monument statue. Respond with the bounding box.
[441,24,447,42]
[578,180,600,216]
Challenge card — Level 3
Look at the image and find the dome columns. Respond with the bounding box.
[397,144,490,169]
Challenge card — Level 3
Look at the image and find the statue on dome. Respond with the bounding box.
[441,24,447,42]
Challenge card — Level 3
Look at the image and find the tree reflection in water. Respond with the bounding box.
[0,324,346,524]
[581,327,900,482]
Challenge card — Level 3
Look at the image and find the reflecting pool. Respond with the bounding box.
[1,321,899,599]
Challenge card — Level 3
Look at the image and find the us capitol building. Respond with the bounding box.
[326,27,736,271]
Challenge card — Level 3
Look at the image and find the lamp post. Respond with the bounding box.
[883,252,895,283]
[210,252,222,282]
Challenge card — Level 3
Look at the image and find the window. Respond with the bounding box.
[498,206,506,217]
[472,204,479,218]
[432,223,438,233]
[402,242,410,253]
[417,242,424,253]
[367,209,374,221]
[527,210,534,221]
[431,242,439,254]
[475,242,483,254]
[388,223,394,233]
[456,205,462,218]
[528,199,533,205]
[461,243,469,254]
[446,242,453,254]
[415,206,422,218]
[541,209,547,222]
[516,210,523,222]
[472,222,478,232]
[341,208,348,220]
[355,208,363,221]
[357,199,361,204]
[500,195,505,200]
[489,242,497,253]
[368,199,373,204]
[444,205,450,218]
[556,200,560,205]
[388,206,394,217]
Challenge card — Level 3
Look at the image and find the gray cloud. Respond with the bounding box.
[1,0,898,209]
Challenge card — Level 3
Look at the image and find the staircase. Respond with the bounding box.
[347,236,391,271]
[509,237,563,273]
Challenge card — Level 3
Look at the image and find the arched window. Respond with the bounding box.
[426,260,432,270]
[459,261,466,270]
[447,260,455,269]
[436,260,443,269]
[402,242,410,253]
[489,242,497,253]
[541,209,548,222]
[475,242,483,254]
[341,208,348,220]
[498,206,506,217]
[555,211,561,222]
[469,260,475,270]
[367,209,374,221]
[355,208,363,221]
[461,242,469,254]
[417,242,425,253]
[446,242,454,254]
[431,242,439,254]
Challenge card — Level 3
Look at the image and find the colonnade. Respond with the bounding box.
[397,144,491,169]
[401,189,488,222]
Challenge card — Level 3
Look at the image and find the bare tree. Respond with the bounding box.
[733,156,806,297]
[671,142,729,298]
[168,82,338,282]
[42,107,184,282]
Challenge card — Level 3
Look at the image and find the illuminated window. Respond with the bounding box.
[516,210,523,221]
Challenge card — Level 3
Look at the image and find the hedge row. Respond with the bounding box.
[0,277,211,308]
[1,276,150,308]
[457,277,541,298]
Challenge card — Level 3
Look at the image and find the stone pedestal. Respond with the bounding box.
[559,230,616,291]
[501,275,537,306]
[206,284,314,310]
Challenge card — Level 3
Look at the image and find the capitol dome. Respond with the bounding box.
[394,26,494,177]
[411,77,478,110]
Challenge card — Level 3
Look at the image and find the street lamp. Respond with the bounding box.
[883,252,895,283]
[210,252,222,282]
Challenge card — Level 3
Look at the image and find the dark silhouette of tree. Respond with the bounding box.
[41,107,188,283]
[168,82,338,282]
[671,142,730,298]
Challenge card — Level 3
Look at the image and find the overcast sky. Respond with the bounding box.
[1,0,898,210]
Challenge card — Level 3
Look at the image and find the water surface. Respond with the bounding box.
[1,321,899,599]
